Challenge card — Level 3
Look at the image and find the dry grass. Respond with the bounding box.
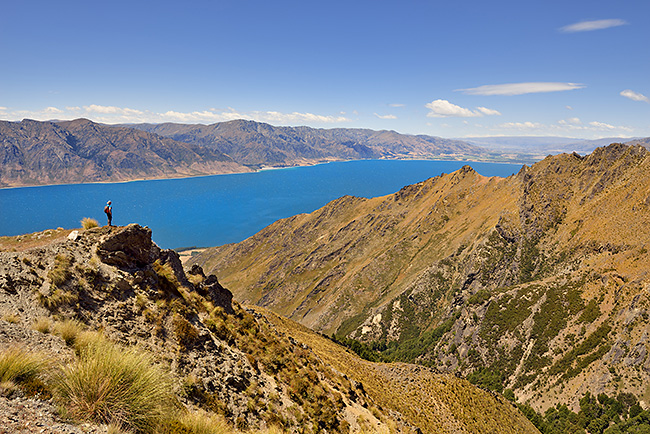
[172,410,231,434]
[0,346,50,397]
[53,319,85,346]
[0,227,73,252]
[2,313,20,324]
[81,217,100,229]
[253,306,539,434]
[52,333,178,433]
[33,316,52,334]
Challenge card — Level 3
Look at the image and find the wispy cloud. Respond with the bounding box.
[425,99,501,118]
[1,105,351,125]
[388,103,405,108]
[620,89,649,103]
[84,104,144,115]
[374,113,397,119]
[458,82,585,96]
[495,118,632,135]
[560,19,628,33]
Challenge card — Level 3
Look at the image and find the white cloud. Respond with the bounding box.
[497,121,544,131]
[560,19,628,33]
[425,99,501,118]
[458,82,585,96]
[374,113,397,119]
[44,106,63,114]
[475,106,502,116]
[84,105,144,116]
[0,105,352,126]
[620,89,649,103]
[558,117,582,126]
[255,111,349,124]
[588,121,618,130]
[389,103,405,108]
[494,119,632,135]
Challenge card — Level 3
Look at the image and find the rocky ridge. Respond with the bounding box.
[191,143,650,412]
[0,224,538,434]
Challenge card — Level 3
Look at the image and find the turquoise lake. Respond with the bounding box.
[0,160,522,249]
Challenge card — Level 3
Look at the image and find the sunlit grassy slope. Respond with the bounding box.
[252,306,539,434]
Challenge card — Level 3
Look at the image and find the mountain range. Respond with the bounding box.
[128,119,491,168]
[1,117,643,188]
[0,118,249,188]
[189,143,650,414]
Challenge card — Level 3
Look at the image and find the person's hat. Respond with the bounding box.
[107,201,112,205]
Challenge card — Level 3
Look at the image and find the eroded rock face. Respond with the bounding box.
[96,224,159,270]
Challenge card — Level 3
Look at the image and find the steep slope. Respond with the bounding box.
[191,143,650,411]
[130,120,491,168]
[0,118,249,187]
[0,224,538,434]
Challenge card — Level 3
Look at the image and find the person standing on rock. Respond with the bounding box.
[104,201,113,226]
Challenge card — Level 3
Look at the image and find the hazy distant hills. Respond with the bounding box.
[461,135,641,158]
[129,119,492,168]
[0,119,249,187]
[190,143,650,411]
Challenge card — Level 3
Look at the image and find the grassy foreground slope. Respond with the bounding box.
[0,224,538,434]
[191,144,650,411]
[253,306,538,434]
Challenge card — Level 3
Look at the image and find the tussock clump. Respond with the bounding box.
[81,217,100,229]
[33,316,52,334]
[52,334,178,433]
[47,254,73,287]
[53,319,84,346]
[0,346,50,398]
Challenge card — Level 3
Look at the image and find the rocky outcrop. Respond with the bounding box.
[0,224,407,433]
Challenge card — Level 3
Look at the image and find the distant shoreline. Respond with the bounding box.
[1,156,529,191]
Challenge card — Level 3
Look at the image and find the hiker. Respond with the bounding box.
[104,201,113,226]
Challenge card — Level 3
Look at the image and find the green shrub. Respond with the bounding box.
[81,218,100,229]
[52,336,178,433]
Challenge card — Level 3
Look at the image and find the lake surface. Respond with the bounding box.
[1,160,522,249]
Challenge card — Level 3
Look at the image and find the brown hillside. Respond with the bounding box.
[0,119,249,187]
[191,143,650,411]
[0,224,538,434]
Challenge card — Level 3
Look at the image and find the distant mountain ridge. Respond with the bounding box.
[461,135,643,159]
[0,118,250,188]
[129,119,492,168]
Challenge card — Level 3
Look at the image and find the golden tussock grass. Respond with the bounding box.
[51,332,178,433]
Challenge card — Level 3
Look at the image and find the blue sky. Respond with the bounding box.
[1,0,648,139]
